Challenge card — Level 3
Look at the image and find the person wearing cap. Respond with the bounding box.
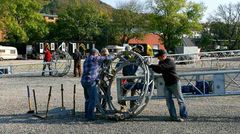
[149,49,188,122]
[81,48,112,121]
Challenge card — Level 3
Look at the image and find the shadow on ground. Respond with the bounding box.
[0,110,239,124]
[127,115,240,123]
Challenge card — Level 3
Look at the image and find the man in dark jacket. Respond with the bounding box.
[73,49,82,77]
[149,49,188,122]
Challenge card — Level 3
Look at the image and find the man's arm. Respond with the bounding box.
[149,65,163,74]
[149,59,175,73]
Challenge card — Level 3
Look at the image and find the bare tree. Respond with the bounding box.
[208,2,240,49]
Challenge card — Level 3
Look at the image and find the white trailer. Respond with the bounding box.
[0,45,18,60]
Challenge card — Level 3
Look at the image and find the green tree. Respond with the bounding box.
[0,0,10,31]
[51,1,107,41]
[147,0,205,51]
[111,0,147,45]
[199,23,213,51]
[0,0,48,43]
[93,14,112,48]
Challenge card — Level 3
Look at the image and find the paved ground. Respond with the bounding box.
[0,75,240,134]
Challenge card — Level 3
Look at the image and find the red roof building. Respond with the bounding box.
[128,33,165,50]
[41,14,58,23]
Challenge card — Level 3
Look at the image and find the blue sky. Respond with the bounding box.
[101,0,238,22]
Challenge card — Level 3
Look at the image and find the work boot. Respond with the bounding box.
[170,117,185,122]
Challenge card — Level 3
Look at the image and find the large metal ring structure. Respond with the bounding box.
[51,50,72,77]
[97,50,154,120]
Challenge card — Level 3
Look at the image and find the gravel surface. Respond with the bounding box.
[0,60,240,134]
[0,76,240,134]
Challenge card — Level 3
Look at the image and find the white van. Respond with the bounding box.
[0,45,18,60]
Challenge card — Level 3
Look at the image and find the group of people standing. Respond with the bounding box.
[80,47,188,122]
[42,44,188,122]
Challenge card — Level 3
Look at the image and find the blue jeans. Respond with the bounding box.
[164,80,188,119]
[81,81,99,120]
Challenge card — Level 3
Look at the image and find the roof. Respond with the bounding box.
[128,33,165,50]
[41,13,58,18]
[0,45,17,49]
[182,37,195,46]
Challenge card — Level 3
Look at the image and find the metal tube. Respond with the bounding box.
[45,86,52,118]
[32,89,38,114]
[73,84,76,115]
[27,86,31,110]
[61,84,64,108]
[27,86,34,113]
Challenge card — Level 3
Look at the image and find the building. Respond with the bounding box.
[128,33,165,50]
[41,13,58,23]
[128,33,165,56]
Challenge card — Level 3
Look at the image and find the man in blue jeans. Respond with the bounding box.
[149,49,188,122]
[81,48,112,121]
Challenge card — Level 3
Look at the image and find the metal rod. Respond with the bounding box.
[27,86,34,113]
[73,84,76,115]
[61,84,64,108]
[27,86,31,110]
[45,86,52,118]
[32,89,38,114]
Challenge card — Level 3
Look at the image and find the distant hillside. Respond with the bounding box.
[39,0,113,15]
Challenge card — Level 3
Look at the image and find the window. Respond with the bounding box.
[40,43,44,53]
[51,43,55,50]
[0,49,5,53]
[10,50,15,54]
[40,43,44,49]
[48,17,54,20]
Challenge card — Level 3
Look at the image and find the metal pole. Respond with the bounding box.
[61,84,64,108]
[73,84,76,115]
[27,86,34,113]
[45,86,52,118]
[32,89,38,114]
